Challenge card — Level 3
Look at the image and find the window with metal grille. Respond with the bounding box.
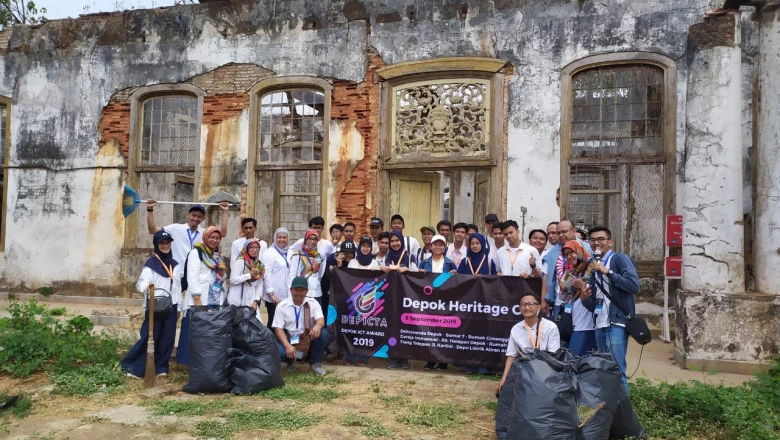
[259,89,324,165]
[279,170,322,239]
[0,103,6,247]
[568,64,666,265]
[140,96,199,166]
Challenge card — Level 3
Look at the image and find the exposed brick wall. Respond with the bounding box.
[330,51,386,233]
[98,99,132,158]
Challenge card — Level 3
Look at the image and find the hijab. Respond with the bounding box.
[562,240,591,275]
[144,231,178,278]
[240,238,265,280]
[459,232,493,275]
[386,230,412,267]
[193,226,228,282]
[356,236,374,266]
[273,227,290,254]
[297,229,322,276]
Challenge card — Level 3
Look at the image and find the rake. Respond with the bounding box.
[122,185,239,218]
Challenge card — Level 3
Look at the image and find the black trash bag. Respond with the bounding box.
[495,358,521,439]
[609,384,648,440]
[226,348,284,394]
[182,306,235,394]
[574,353,623,440]
[507,349,580,440]
[229,307,284,393]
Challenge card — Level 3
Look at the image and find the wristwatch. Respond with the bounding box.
[607,269,614,276]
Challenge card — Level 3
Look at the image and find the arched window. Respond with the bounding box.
[248,78,331,241]
[561,54,676,273]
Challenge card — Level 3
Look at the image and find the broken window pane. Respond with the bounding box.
[258,89,324,165]
[140,95,199,166]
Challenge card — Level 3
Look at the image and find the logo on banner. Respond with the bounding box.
[354,288,377,315]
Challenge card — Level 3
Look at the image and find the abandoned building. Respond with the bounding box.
[0,0,777,372]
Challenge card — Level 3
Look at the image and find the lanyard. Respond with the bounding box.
[153,254,174,290]
[187,229,199,248]
[467,255,486,275]
[451,247,463,266]
[507,248,522,271]
[392,250,407,267]
[293,305,302,330]
[524,319,543,350]
[274,246,290,268]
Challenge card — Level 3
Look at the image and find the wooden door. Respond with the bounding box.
[474,170,490,234]
[390,172,441,238]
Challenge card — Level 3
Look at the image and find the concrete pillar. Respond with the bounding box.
[681,13,744,294]
[754,2,780,296]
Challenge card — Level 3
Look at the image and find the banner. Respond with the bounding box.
[329,268,541,367]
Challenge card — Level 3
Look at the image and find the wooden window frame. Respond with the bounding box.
[246,77,332,233]
[0,96,10,251]
[560,53,677,275]
[375,57,508,223]
[124,84,205,251]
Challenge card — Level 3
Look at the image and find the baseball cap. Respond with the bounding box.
[431,234,447,245]
[340,241,356,253]
[189,204,206,214]
[153,230,174,246]
[290,276,308,289]
[485,214,499,223]
[369,217,384,227]
[420,225,436,234]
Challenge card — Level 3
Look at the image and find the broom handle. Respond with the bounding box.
[145,284,156,387]
[141,200,239,207]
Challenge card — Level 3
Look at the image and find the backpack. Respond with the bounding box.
[181,247,203,291]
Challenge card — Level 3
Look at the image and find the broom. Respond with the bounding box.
[144,283,156,388]
[122,185,239,218]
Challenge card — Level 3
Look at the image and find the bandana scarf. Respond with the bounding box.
[239,238,265,282]
[297,230,322,277]
[559,240,595,303]
[194,226,228,305]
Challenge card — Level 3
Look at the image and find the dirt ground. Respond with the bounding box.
[0,300,757,440]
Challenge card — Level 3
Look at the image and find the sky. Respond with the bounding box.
[35,0,180,20]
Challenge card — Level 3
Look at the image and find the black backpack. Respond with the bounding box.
[180,247,203,291]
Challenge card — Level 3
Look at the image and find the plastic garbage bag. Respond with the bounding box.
[609,383,648,440]
[506,349,580,440]
[226,348,284,394]
[575,353,623,440]
[182,307,235,394]
[495,357,521,439]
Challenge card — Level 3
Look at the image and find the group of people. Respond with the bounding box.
[121,201,639,393]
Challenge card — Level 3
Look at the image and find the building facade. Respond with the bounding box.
[0,0,777,370]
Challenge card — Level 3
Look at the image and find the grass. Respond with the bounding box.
[260,385,344,403]
[0,392,32,418]
[395,403,465,428]
[145,397,232,416]
[193,409,321,439]
[49,364,127,396]
[282,371,346,386]
[340,413,395,438]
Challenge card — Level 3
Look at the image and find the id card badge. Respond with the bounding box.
[289,334,301,345]
[564,303,573,314]
[594,298,604,315]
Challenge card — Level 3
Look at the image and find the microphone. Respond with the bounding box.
[593,250,602,262]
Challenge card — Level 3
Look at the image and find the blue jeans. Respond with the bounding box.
[596,325,629,394]
[277,328,329,365]
[568,330,597,357]
[121,305,178,376]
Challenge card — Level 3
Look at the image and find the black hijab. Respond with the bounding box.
[144,229,178,277]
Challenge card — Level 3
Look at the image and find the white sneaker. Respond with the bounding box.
[311,363,326,376]
[126,373,141,379]
[156,373,168,377]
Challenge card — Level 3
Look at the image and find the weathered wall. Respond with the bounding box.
[0,0,762,302]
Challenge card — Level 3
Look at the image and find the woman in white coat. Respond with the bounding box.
[228,239,265,318]
[287,229,325,306]
[177,226,228,366]
[262,227,290,327]
[121,230,181,377]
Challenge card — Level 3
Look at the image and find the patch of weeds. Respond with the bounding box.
[81,415,108,423]
[28,430,58,440]
[484,400,497,412]
[49,307,67,316]
[50,364,126,395]
[38,287,54,297]
[260,385,344,403]
[0,392,33,418]
[378,394,411,407]
[370,382,381,393]
[145,397,231,416]
[464,372,501,382]
[0,300,121,378]
[396,403,465,428]
[340,414,394,439]
[167,369,189,383]
[283,371,345,386]
[154,420,185,435]
[193,409,321,439]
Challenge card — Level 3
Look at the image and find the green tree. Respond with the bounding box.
[0,0,47,29]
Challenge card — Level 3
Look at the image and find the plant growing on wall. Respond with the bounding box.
[0,0,47,28]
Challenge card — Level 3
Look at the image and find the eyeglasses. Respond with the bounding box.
[589,237,608,243]
[520,302,539,308]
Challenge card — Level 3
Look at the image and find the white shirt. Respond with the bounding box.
[231,237,268,263]
[348,259,379,270]
[288,238,334,278]
[506,318,560,356]
[228,258,264,309]
[400,234,420,258]
[262,246,291,302]
[374,253,388,267]
[446,242,467,268]
[488,242,507,271]
[571,299,595,331]
[287,252,324,298]
[163,223,204,268]
[540,247,552,275]
[272,297,324,336]
[184,248,227,314]
[496,242,540,276]
[594,251,615,329]
[136,265,182,309]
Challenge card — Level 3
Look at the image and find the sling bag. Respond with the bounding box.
[591,272,651,345]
